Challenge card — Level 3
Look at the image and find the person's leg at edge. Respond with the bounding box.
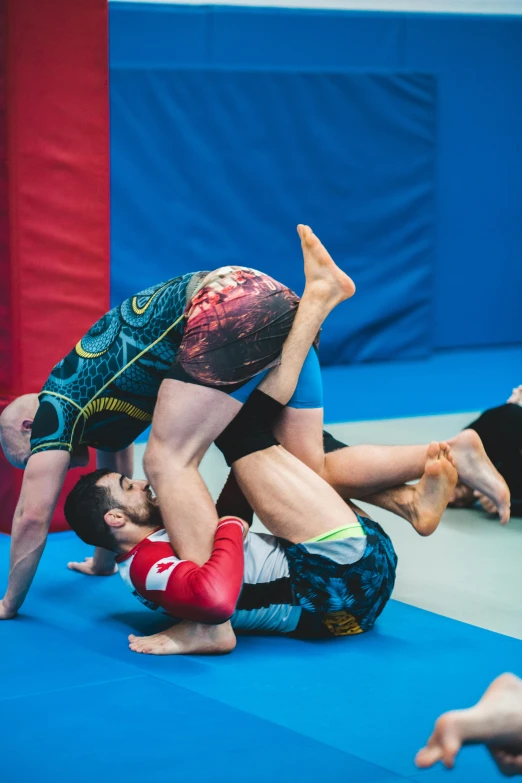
[416,673,522,776]
[227,225,360,541]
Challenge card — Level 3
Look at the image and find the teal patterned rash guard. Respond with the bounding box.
[30,273,196,456]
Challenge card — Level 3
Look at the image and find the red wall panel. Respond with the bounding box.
[0,0,110,533]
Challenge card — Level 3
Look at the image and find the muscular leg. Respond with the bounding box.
[325,442,426,496]
[143,225,355,565]
[235,445,361,542]
[223,227,359,540]
[275,407,426,493]
[129,226,356,654]
[217,226,455,542]
[274,404,510,524]
[231,435,454,542]
[240,356,458,535]
[144,384,242,564]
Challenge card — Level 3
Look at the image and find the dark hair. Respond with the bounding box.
[64,468,119,551]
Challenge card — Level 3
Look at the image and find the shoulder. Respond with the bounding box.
[127,531,182,593]
[30,394,77,454]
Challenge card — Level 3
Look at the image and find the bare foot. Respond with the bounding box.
[507,385,522,405]
[416,673,522,771]
[128,620,236,656]
[449,429,511,525]
[297,225,356,310]
[407,441,458,536]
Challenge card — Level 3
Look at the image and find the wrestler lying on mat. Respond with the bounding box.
[64,243,458,654]
[65,439,456,655]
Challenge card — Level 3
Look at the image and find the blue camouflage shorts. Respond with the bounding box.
[283,516,398,639]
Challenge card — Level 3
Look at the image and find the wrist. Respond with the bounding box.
[92,548,117,571]
[92,562,117,575]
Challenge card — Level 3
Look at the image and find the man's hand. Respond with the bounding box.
[0,599,17,620]
[67,556,117,576]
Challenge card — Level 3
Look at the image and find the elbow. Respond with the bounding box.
[13,513,49,540]
[193,588,238,625]
[206,601,236,625]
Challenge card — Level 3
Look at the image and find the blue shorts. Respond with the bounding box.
[230,346,323,409]
[283,516,398,639]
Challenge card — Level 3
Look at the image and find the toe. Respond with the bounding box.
[441,740,461,769]
[297,224,311,242]
[500,509,510,525]
[415,744,444,768]
[427,441,440,460]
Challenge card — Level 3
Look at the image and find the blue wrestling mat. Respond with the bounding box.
[2,531,520,782]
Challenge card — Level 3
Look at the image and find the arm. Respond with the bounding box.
[96,444,134,477]
[1,450,70,618]
[131,517,245,624]
[68,445,135,576]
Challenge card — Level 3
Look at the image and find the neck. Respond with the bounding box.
[117,526,160,556]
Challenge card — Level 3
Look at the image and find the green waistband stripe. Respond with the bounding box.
[305,522,366,543]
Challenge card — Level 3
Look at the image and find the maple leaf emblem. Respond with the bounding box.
[156,561,174,574]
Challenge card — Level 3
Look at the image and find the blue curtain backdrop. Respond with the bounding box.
[111,68,436,364]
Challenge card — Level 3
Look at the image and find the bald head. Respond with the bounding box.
[0,394,39,469]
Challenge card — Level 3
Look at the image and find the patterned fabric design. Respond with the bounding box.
[283,516,398,638]
[31,274,193,454]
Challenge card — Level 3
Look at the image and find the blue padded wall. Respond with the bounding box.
[110,4,522,360]
[110,69,436,364]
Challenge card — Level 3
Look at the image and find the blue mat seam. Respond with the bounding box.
[0,674,147,705]
[139,670,409,780]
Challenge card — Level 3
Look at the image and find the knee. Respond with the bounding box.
[143,443,160,483]
[144,432,201,479]
[143,438,177,483]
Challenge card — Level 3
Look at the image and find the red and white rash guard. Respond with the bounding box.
[116,517,245,624]
[118,526,342,635]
